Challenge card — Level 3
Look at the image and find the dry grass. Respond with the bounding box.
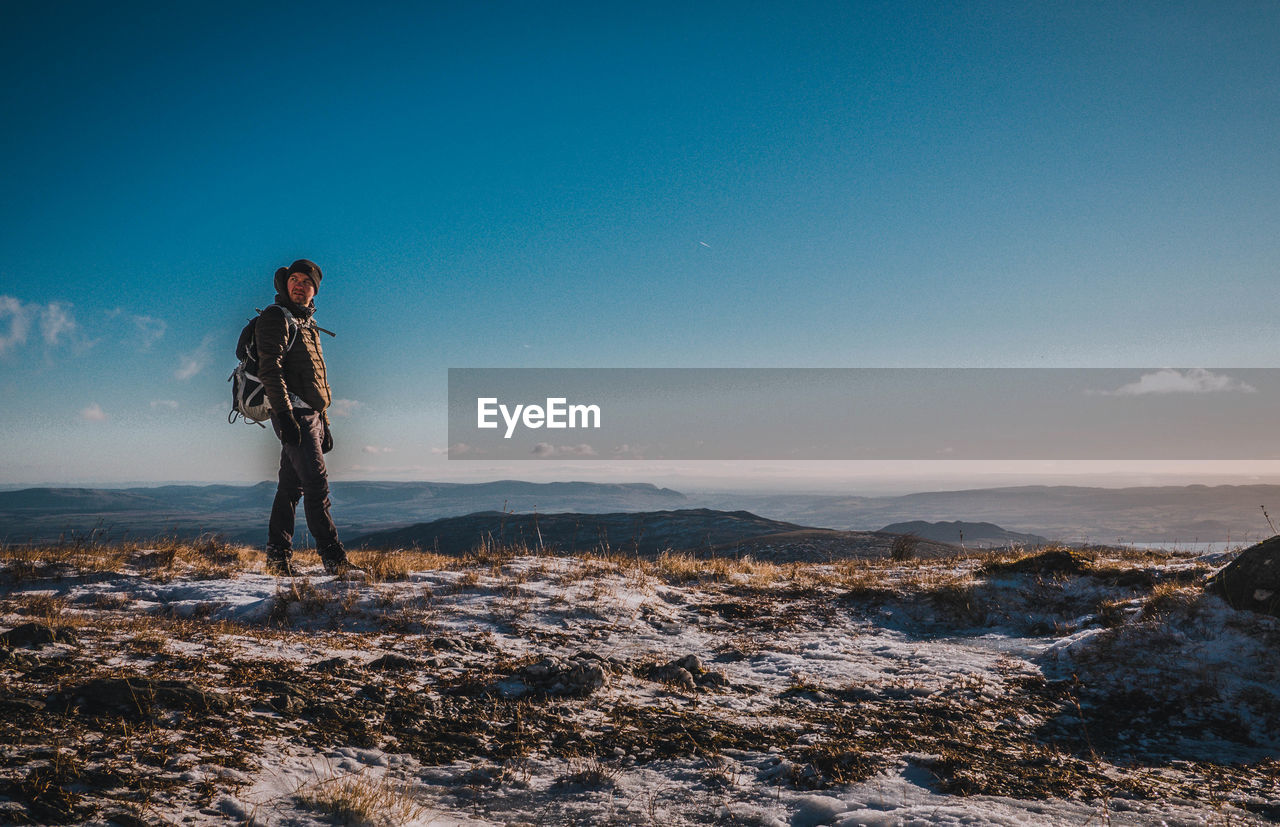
[1140,581,1208,620]
[647,550,784,585]
[293,767,425,826]
[0,535,252,583]
[268,578,336,624]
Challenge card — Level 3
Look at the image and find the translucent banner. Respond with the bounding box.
[447,368,1280,460]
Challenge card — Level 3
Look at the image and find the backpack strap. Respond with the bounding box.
[260,304,302,352]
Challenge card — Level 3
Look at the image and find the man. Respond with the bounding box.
[257,258,355,576]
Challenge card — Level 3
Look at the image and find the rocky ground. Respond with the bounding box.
[1,539,1278,825]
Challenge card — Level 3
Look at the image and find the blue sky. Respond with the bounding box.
[2,1,1279,488]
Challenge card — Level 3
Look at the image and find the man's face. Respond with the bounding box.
[287,272,317,304]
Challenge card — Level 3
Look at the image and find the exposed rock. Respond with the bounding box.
[0,622,78,648]
[0,696,46,713]
[493,655,609,699]
[1207,536,1280,617]
[312,656,348,672]
[981,549,1092,576]
[367,653,420,671]
[430,635,474,652]
[643,654,730,691]
[649,664,697,690]
[0,647,37,669]
[697,670,731,689]
[49,676,231,720]
[674,654,704,675]
[253,678,311,714]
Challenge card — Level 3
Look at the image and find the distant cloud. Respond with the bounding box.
[150,399,179,410]
[81,403,107,421]
[329,398,364,418]
[175,334,215,380]
[0,296,32,355]
[0,296,82,355]
[133,314,167,349]
[531,443,597,457]
[1094,369,1257,397]
[40,303,76,345]
[362,445,394,454]
[449,443,478,456]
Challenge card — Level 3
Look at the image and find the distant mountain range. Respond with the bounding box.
[0,480,1272,546]
[351,508,804,555]
[698,484,1279,544]
[0,481,686,545]
[350,509,962,562]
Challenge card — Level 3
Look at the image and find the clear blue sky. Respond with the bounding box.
[2,1,1279,487]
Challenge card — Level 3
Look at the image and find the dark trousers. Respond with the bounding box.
[268,409,339,551]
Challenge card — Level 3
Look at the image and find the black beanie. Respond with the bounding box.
[274,259,323,294]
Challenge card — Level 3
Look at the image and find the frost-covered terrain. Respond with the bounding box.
[2,540,1278,825]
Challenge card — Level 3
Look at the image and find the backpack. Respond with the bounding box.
[227,305,302,427]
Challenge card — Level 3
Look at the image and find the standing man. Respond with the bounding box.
[258,259,355,576]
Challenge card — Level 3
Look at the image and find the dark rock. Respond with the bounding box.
[1208,536,1280,617]
[0,696,45,713]
[312,656,348,672]
[696,670,731,689]
[495,655,608,698]
[981,549,1092,576]
[649,664,697,691]
[367,653,420,671]
[673,654,704,675]
[0,622,77,648]
[0,647,37,669]
[267,694,298,713]
[48,676,231,720]
[713,649,750,663]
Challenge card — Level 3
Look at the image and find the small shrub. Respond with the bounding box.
[890,533,919,562]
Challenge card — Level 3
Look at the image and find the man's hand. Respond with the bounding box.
[321,419,334,454]
[276,411,302,446]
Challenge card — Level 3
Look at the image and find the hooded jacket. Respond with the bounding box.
[255,294,332,415]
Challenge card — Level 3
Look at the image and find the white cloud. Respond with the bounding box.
[81,403,107,421]
[40,302,76,345]
[531,443,597,457]
[150,400,179,410]
[0,296,81,356]
[175,334,215,380]
[329,398,364,418]
[0,296,32,355]
[362,445,394,454]
[1095,368,1257,397]
[133,314,167,348]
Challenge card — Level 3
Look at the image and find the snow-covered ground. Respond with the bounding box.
[1,543,1277,825]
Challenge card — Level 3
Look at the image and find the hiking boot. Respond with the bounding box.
[265,545,298,577]
[319,543,361,576]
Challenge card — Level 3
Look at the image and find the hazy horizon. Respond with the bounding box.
[8,462,1280,497]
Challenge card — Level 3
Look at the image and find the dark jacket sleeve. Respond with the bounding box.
[255,307,292,415]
